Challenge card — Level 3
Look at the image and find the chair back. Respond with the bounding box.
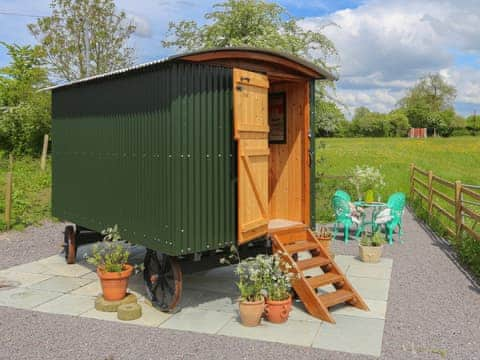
[332,195,352,221]
[334,190,351,202]
[386,192,406,222]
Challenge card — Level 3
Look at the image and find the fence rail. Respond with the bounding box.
[410,164,480,242]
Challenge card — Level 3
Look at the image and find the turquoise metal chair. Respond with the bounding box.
[374,192,406,244]
[332,193,361,243]
[334,189,351,202]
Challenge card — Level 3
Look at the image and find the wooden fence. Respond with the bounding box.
[410,164,480,242]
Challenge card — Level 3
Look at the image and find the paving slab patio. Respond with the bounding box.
[0,251,393,357]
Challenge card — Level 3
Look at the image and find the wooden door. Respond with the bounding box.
[233,68,270,244]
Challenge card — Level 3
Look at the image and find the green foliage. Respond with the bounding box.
[399,73,457,134]
[454,234,480,279]
[387,110,410,137]
[348,165,385,200]
[28,0,136,81]
[347,107,410,138]
[235,254,269,302]
[261,252,295,301]
[466,114,480,131]
[0,42,51,154]
[0,155,52,230]
[315,100,346,136]
[162,0,337,71]
[86,225,130,272]
[360,232,386,247]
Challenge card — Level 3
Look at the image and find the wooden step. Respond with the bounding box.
[270,228,369,323]
[284,240,318,254]
[318,289,354,308]
[307,273,344,288]
[296,256,330,271]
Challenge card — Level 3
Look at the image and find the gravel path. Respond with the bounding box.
[1,209,479,360]
[0,221,66,270]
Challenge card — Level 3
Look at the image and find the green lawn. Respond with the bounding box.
[0,154,52,230]
[315,136,480,222]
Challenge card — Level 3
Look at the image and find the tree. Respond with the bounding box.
[399,73,457,130]
[314,101,346,136]
[28,0,136,81]
[387,110,410,137]
[350,107,390,137]
[466,114,480,131]
[0,43,51,154]
[162,0,337,71]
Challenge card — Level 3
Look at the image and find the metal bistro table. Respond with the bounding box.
[354,201,387,237]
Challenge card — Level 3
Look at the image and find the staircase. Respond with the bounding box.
[270,225,369,323]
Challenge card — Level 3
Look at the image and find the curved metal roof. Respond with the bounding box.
[44,47,336,91]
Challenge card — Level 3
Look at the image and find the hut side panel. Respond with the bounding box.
[52,63,236,255]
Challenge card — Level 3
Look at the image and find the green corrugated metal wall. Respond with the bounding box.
[52,62,237,256]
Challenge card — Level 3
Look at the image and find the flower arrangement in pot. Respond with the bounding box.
[263,252,296,324]
[86,225,133,301]
[359,231,386,263]
[348,165,385,202]
[235,255,267,327]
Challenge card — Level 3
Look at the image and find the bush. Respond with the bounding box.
[0,93,50,155]
[0,154,52,230]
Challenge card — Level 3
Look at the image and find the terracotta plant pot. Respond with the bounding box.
[97,264,133,301]
[265,296,292,324]
[359,244,383,263]
[238,298,265,327]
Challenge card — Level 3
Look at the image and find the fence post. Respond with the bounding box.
[40,134,49,171]
[409,163,415,200]
[454,180,462,240]
[4,154,13,230]
[427,170,433,216]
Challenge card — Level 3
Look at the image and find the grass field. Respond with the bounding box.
[0,154,52,230]
[315,136,480,222]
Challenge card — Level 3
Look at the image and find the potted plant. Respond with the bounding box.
[315,225,333,256]
[359,232,386,263]
[86,225,133,301]
[235,255,267,327]
[264,253,295,324]
[349,165,386,202]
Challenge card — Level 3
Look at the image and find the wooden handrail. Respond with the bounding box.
[410,163,480,242]
[432,175,455,188]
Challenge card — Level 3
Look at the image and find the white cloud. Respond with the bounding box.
[301,0,480,115]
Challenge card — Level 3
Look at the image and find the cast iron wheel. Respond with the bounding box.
[64,225,77,264]
[143,249,182,313]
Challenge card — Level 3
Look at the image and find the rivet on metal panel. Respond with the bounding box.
[187,248,191,251]
[206,154,210,158]
[180,155,184,158]
[218,154,222,157]
[187,154,191,158]
[206,245,210,248]
[168,154,172,158]
[180,229,184,232]
[169,242,173,246]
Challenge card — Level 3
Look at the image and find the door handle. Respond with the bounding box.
[240,77,250,83]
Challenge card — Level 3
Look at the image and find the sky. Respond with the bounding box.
[1,0,479,117]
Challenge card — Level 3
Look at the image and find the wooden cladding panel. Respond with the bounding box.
[234,68,270,244]
[268,81,309,223]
